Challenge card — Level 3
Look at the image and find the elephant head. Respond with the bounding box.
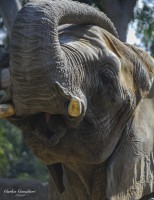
[1,0,154,199]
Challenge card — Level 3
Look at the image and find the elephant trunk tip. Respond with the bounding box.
[0,104,15,118]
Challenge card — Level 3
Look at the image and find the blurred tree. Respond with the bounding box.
[76,0,137,42]
[134,0,154,56]
[0,0,21,38]
[0,125,13,176]
[0,120,22,177]
[98,0,137,42]
[0,119,48,181]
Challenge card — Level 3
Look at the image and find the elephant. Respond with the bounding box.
[0,0,154,199]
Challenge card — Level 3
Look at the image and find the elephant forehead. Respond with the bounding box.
[60,26,135,92]
[59,25,133,81]
[59,25,111,61]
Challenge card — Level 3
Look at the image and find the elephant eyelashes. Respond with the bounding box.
[99,67,118,92]
[101,73,111,85]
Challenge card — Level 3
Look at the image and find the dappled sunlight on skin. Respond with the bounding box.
[0,0,154,199]
[6,24,154,199]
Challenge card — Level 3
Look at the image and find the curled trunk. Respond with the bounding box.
[9,0,118,116]
[0,0,21,38]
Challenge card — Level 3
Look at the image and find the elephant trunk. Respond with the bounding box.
[9,0,118,116]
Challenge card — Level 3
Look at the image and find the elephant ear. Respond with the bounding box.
[106,45,154,199]
[126,44,154,99]
[136,48,154,98]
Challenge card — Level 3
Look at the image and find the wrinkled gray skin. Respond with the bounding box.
[1,0,154,199]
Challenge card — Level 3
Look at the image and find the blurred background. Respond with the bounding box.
[0,0,153,185]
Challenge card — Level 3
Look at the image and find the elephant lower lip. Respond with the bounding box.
[45,128,63,146]
[45,128,54,139]
[43,113,67,146]
[45,113,51,124]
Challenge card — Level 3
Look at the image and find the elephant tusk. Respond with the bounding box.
[68,98,82,117]
[0,104,15,118]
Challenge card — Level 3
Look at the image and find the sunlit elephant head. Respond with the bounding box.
[1,0,154,199]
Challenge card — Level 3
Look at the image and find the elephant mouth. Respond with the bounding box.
[41,113,68,146]
[42,111,83,146]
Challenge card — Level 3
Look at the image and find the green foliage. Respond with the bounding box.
[20,0,28,6]
[0,120,20,176]
[0,120,48,181]
[0,125,13,176]
[134,0,154,55]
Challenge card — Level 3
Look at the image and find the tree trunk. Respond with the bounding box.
[0,0,21,38]
[0,0,21,89]
[100,0,137,41]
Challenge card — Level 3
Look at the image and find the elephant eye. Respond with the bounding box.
[100,67,115,83]
[99,66,118,91]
